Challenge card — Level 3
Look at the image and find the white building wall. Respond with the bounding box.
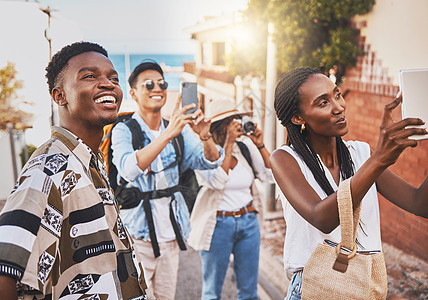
[0,1,82,198]
[353,0,428,85]
[0,131,25,201]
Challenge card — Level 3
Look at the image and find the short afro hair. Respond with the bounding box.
[128,60,164,88]
[45,41,108,95]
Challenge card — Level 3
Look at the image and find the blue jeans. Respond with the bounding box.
[285,270,302,300]
[200,212,260,300]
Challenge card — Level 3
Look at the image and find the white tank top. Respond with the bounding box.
[277,140,382,278]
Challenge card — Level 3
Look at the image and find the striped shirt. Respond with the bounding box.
[0,126,147,299]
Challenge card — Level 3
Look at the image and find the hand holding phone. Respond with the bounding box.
[399,68,428,140]
[181,82,198,115]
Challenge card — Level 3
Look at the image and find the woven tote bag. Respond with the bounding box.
[301,178,387,299]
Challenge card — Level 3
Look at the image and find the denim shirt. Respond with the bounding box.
[111,112,224,240]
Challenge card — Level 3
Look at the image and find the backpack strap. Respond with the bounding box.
[126,118,146,150]
[236,141,257,178]
[162,119,185,168]
[172,134,184,167]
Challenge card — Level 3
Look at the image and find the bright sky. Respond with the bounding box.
[37,0,249,54]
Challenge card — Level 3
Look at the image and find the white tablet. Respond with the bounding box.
[399,68,428,140]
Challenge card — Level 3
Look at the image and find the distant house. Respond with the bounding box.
[183,12,262,114]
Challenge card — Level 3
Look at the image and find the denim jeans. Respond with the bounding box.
[285,270,302,300]
[200,211,260,300]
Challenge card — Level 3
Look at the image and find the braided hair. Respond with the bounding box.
[274,67,355,196]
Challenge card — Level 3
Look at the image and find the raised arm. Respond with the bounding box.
[134,98,197,171]
[189,97,220,162]
[376,165,428,218]
[369,95,428,218]
[220,120,241,174]
[112,97,198,180]
[247,124,271,169]
[271,96,427,233]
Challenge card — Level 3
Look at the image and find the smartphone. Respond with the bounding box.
[399,68,428,140]
[181,82,198,115]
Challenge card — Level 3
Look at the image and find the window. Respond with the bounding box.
[212,42,226,66]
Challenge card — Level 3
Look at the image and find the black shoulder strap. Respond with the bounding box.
[236,141,257,178]
[125,118,146,150]
[163,118,185,168]
[174,133,184,165]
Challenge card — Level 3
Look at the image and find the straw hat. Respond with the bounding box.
[205,99,252,123]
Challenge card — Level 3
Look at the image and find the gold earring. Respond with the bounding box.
[300,123,305,133]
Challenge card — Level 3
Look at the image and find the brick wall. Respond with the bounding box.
[341,34,428,261]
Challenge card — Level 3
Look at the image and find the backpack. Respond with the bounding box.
[100,111,134,192]
[100,113,200,213]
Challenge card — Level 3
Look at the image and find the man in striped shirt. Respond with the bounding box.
[0,41,150,299]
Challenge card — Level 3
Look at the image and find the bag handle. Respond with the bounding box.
[333,178,361,272]
[337,177,361,250]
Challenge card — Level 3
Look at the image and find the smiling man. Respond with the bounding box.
[111,61,224,300]
[0,42,150,299]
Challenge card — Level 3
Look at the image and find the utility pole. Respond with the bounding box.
[264,23,278,212]
[40,6,54,127]
[7,123,18,183]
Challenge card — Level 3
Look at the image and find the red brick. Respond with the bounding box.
[340,42,428,260]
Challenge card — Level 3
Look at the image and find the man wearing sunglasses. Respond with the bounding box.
[110,61,224,300]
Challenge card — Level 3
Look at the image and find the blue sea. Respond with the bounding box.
[109,53,194,95]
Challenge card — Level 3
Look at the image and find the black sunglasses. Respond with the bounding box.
[142,79,168,91]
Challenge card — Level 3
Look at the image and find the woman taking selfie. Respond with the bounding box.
[270,67,428,299]
[188,99,273,300]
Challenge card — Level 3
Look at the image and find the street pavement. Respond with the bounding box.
[174,211,289,300]
[175,245,287,300]
[175,247,238,299]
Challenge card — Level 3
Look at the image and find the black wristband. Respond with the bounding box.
[200,134,212,141]
[257,144,265,150]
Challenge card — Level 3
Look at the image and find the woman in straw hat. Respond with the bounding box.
[271,67,428,299]
[187,99,274,299]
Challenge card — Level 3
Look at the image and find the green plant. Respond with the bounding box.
[227,0,374,83]
[0,62,33,130]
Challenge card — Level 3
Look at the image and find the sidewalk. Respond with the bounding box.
[258,211,288,299]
